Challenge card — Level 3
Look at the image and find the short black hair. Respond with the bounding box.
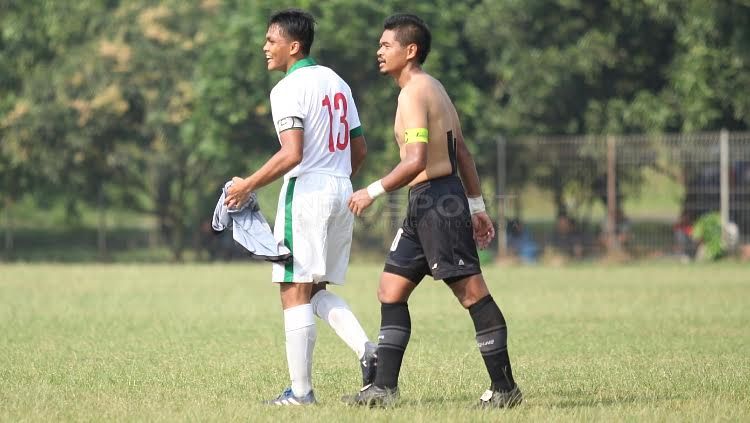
[268,8,315,56]
[383,13,431,64]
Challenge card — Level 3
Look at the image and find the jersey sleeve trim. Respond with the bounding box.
[350,126,363,138]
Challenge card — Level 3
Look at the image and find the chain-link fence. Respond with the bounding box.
[4,129,749,263]
[495,131,750,262]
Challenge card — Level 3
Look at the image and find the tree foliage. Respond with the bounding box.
[1,0,749,258]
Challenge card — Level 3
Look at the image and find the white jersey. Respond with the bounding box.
[270,58,363,179]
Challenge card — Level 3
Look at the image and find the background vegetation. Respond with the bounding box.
[2,0,749,260]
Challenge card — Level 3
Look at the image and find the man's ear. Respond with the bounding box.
[289,40,301,56]
[406,43,418,61]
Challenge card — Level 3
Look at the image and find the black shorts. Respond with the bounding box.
[384,175,482,284]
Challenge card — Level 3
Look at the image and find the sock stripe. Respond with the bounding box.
[378,342,408,352]
[380,325,411,333]
[475,325,506,336]
[480,346,509,356]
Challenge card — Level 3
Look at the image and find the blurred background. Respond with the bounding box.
[1,0,749,264]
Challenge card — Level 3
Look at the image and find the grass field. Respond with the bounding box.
[1,263,749,422]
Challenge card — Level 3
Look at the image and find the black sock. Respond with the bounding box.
[469,295,516,391]
[373,302,411,389]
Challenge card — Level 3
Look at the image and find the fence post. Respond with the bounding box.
[496,136,507,260]
[97,181,108,261]
[720,128,729,247]
[2,197,11,260]
[606,135,620,253]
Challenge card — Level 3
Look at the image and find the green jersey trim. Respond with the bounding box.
[286,57,317,75]
[350,126,363,139]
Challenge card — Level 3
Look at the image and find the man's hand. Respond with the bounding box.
[224,176,251,210]
[348,189,375,216]
[471,211,495,249]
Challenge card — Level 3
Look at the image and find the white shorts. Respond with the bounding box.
[272,173,354,284]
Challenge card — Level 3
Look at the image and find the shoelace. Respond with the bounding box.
[276,388,293,400]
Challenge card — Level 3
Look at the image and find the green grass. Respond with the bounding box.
[1,263,749,422]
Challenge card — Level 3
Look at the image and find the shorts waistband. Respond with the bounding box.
[285,172,350,182]
[409,174,461,195]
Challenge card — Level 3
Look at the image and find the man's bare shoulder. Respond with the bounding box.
[399,73,441,102]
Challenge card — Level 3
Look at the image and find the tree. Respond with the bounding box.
[463,0,749,219]
[1,0,117,258]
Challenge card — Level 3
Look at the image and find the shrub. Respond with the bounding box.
[692,212,724,260]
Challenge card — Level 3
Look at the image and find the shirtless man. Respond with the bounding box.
[343,13,523,408]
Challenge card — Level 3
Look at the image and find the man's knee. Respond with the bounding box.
[448,274,490,309]
[279,282,314,309]
[377,284,403,304]
[377,273,416,304]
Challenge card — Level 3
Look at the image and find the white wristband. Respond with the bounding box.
[467,195,486,215]
[366,179,386,199]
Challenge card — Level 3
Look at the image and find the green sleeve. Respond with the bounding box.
[349,126,363,138]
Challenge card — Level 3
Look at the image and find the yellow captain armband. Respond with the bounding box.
[404,128,429,144]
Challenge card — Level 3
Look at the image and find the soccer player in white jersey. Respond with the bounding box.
[224,8,377,406]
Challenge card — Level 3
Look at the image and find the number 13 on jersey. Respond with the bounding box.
[322,93,349,152]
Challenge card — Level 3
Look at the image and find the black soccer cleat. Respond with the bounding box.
[342,383,399,407]
[360,341,378,387]
[477,385,523,409]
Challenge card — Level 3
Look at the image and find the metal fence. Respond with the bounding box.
[495,131,750,262]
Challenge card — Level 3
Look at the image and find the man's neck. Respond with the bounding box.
[393,63,422,88]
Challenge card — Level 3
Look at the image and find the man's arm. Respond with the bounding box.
[380,143,427,192]
[454,121,482,198]
[380,89,429,190]
[453,109,495,249]
[348,89,428,216]
[224,129,303,209]
[350,135,367,177]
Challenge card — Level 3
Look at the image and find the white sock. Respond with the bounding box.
[284,303,316,397]
[311,290,370,359]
